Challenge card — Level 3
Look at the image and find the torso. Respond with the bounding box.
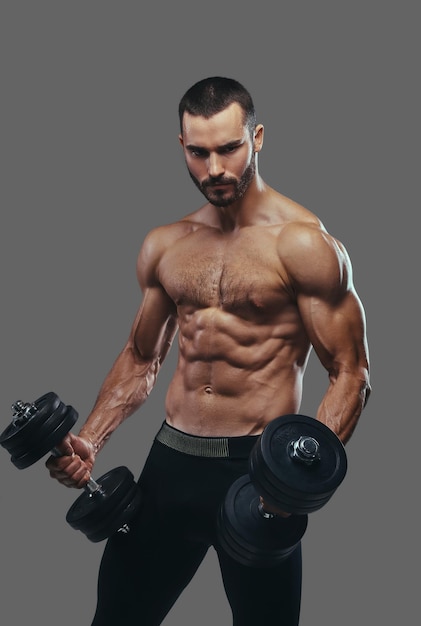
[154,191,320,436]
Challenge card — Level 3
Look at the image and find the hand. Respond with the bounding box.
[259,496,291,518]
[45,432,96,489]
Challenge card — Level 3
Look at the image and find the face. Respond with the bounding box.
[179,103,263,207]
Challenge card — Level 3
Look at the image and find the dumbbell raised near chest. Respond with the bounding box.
[0,392,143,542]
[217,414,347,567]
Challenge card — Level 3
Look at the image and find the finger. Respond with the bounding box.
[70,464,92,489]
[259,496,291,518]
[52,435,75,457]
[45,450,74,471]
[46,453,83,481]
[61,470,91,489]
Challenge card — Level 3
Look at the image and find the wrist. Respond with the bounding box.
[77,429,102,457]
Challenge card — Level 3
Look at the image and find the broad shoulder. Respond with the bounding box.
[141,210,211,254]
[277,219,353,296]
[264,190,351,288]
[136,212,209,288]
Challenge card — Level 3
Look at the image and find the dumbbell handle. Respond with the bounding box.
[51,447,104,495]
[11,400,104,495]
[258,501,277,519]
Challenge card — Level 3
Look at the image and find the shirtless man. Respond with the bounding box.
[46,77,371,625]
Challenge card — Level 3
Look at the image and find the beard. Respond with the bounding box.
[188,157,256,207]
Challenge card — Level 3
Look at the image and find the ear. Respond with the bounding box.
[253,124,264,153]
[178,133,184,147]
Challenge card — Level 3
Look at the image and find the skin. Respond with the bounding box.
[46,102,371,506]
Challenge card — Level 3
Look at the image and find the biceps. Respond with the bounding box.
[299,290,370,376]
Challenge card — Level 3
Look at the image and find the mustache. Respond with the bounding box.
[202,177,236,188]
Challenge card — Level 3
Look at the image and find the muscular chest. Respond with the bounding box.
[159,228,289,312]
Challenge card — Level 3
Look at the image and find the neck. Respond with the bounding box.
[214,173,268,231]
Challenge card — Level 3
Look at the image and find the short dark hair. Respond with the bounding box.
[178,77,256,136]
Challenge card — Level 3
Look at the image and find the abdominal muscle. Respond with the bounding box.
[164,307,310,437]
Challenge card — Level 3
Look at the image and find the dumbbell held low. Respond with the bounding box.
[0,392,143,542]
[217,413,348,567]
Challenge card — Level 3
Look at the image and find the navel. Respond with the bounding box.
[204,386,214,394]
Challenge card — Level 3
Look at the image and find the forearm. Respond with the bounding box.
[78,345,161,454]
[316,368,371,444]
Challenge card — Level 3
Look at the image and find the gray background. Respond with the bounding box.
[1,2,418,624]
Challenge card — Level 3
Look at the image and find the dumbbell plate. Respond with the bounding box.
[217,475,308,568]
[1,391,143,543]
[0,392,61,452]
[1,393,78,469]
[66,466,143,542]
[249,414,347,514]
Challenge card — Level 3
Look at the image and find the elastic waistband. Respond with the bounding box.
[155,422,259,459]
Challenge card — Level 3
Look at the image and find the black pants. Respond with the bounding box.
[91,424,302,625]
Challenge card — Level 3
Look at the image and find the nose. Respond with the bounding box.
[207,152,224,178]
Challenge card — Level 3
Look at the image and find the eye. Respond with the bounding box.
[189,148,208,158]
[220,144,239,155]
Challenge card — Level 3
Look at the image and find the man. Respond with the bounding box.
[46,77,371,625]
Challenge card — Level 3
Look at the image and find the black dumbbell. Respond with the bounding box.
[217,414,347,567]
[0,392,143,542]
